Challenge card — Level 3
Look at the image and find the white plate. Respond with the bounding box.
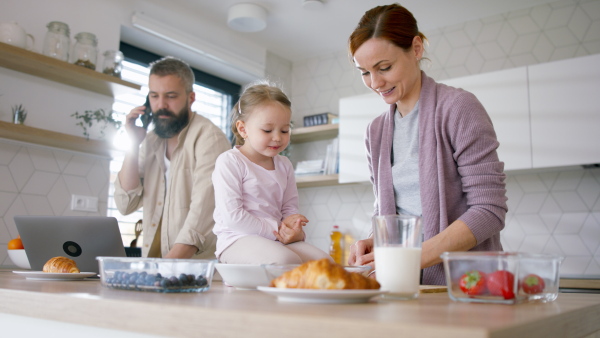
[257,286,387,304]
[13,271,97,281]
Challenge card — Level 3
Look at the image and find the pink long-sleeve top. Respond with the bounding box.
[212,147,300,258]
[366,71,508,285]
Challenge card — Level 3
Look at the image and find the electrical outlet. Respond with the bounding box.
[70,195,98,212]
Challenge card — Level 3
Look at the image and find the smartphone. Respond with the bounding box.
[140,95,153,130]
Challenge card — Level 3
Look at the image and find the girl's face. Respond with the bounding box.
[236,101,292,166]
[353,37,423,111]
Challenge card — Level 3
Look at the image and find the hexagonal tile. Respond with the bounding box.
[0,166,18,193]
[497,23,518,53]
[554,212,587,234]
[21,171,60,196]
[515,214,550,234]
[515,173,549,193]
[552,191,588,212]
[580,214,600,254]
[8,148,34,191]
[508,15,541,35]
[0,141,19,165]
[519,234,550,253]
[545,5,575,29]
[515,192,547,214]
[500,217,525,250]
[545,27,579,47]
[561,256,591,276]
[568,6,592,40]
[27,147,60,173]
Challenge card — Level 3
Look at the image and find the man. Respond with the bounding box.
[114,56,230,259]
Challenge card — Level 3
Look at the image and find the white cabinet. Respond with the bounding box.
[441,67,532,170]
[528,53,600,168]
[339,93,388,183]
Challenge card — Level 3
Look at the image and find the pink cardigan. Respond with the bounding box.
[365,71,508,285]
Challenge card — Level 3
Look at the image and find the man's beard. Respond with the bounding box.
[152,107,190,139]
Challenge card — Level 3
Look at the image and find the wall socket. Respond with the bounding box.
[70,195,98,212]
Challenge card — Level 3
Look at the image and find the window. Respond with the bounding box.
[108,43,240,247]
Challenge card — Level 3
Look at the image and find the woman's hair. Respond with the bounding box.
[149,56,195,93]
[348,3,427,58]
[230,81,292,145]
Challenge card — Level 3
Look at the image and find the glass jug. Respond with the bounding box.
[102,50,124,78]
[71,32,98,70]
[42,21,70,61]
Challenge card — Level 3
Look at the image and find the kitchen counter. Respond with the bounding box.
[1,269,600,338]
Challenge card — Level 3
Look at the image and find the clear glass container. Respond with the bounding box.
[102,50,124,78]
[42,21,70,61]
[71,32,98,70]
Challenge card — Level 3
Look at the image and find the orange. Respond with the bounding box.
[7,237,24,250]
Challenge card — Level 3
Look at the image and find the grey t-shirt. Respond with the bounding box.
[392,102,422,216]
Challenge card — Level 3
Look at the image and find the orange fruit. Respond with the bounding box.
[7,237,24,250]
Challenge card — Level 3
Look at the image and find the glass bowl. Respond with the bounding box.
[97,257,216,293]
[215,263,271,290]
[441,251,563,304]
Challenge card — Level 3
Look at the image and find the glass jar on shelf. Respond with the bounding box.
[42,21,70,61]
[70,32,98,70]
[102,50,124,78]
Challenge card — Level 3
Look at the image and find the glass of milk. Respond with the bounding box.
[373,214,422,300]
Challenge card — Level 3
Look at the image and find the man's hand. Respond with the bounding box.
[124,105,148,148]
[164,243,198,258]
[348,237,375,272]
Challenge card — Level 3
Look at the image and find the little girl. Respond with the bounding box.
[212,82,331,264]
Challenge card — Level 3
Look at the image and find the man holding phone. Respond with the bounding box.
[114,56,230,259]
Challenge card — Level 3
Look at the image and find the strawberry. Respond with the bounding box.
[522,274,545,294]
[459,270,487,296]
[487,270,516,299]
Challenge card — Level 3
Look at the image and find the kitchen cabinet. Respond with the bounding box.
[528,53,600,168]
[338,92,388,183]
[441,66,532,170]
[291,124,341,188]
[0,42,140,97]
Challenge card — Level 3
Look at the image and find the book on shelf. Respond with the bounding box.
[322,137,339,175]
[303,112,339,127]
[294,159,324,176]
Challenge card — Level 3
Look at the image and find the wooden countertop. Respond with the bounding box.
[1,270,600,338]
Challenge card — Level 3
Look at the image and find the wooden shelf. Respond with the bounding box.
[291,124,338,144]
[0,121,113,157]
[0,42,140,97]
[295,174,341,188]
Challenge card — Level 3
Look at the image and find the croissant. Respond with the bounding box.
[43,256,80,273]
[270,258,380,290]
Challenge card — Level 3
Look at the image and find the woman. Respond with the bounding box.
[347,3,508,285]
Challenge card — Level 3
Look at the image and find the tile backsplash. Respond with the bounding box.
[0,139,110,266]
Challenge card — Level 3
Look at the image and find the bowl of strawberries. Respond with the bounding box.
[440,251,564,304]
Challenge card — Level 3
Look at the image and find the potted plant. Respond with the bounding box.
[71,108,122,140]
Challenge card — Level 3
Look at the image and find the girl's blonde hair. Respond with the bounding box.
[230,81,292,145]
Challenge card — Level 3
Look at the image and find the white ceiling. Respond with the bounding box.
[168,0,560,62]
[124,0,560,84]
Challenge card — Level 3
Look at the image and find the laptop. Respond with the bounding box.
[14,216,127,273]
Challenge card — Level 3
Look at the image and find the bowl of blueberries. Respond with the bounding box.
[96,257,216,293]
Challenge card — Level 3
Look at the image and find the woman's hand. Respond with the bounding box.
[348,238,375,272]
[275,214,307,244]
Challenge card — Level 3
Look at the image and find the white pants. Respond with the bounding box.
[219,235,331,264]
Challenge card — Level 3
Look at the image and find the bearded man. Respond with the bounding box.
[115,56,230,259]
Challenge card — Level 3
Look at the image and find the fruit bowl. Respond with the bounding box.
[441,251,563,304]
[97,257,216,293]
[7,249,31,269]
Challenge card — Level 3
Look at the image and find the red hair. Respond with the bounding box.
[348,3,427,58]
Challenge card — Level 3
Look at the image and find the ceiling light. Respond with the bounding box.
[302,0,324,10]
[227,3,268,33]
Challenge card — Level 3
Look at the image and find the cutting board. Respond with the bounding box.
[419,285,447,293]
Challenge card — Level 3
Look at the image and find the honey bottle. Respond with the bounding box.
[329,225,343,264]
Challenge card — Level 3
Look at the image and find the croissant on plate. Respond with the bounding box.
[43,256,80,273]
[270,258,380,290]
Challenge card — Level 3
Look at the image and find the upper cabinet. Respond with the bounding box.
[338,53,600,183]
[528,53,600,168]
[441,67,532,171]
[0,42,140,97]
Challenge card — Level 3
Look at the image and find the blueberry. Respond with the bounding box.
[160,279,170,288]
[196,275,207,287]
[179,273,188,286]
